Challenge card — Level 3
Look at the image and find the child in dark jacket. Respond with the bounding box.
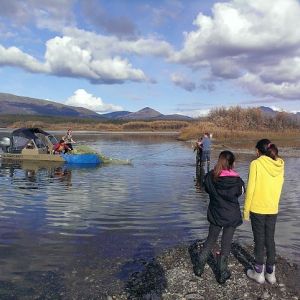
[194,150,245,284]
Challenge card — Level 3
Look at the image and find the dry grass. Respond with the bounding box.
[179,123,300,149]
[123,120,189,131]
[179,106,300,148]
[9,120,190,132]
[207,106,299,131]
[5,106,300,148]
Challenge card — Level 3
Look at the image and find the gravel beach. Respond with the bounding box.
[112,240,300,300]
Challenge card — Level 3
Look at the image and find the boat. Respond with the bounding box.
[0,128,101,165]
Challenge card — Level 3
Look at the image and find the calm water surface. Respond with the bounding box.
[0,131,299,296]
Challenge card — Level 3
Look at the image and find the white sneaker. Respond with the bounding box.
[247,264,265,284]
[265,265,276,284]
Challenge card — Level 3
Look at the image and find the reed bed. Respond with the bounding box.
[8,119,190,132]
[179,107,300,149]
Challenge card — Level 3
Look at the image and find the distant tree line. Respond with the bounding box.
[179,106,300,142]
[0,114,190,132]
[207,106,300,130]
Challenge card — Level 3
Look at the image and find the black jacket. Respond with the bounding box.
[204,171,245,227]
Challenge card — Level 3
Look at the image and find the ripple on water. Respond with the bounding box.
[0,134,299,292]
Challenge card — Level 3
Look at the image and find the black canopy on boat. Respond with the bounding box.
[11,128,51,139]
[7,128,58,153]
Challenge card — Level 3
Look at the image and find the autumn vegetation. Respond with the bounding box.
[179,107,300,148]
[1,106,299,148]
[0,115,190,132]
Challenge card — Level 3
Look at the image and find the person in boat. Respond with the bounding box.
[25,140,35,149]
[62,129,76,151]
[53,139,71,154]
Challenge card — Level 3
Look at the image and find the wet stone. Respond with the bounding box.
[184,292,203,299]
[262,291,270,299]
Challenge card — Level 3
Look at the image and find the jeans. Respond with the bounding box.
[250,212,277,265]
[202,223,235,257]
[201,150,211,163]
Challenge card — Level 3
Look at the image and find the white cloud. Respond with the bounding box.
[174,0,300,63]
[177,109,210,118]
[63,27,173,57]
[172,0,300,100]
[44,35,148,83]
[0,26,175,84]
[239,73,300,100]
[65,89,123,113]
[270,106,283,112]
[171,73,196,91]
[0,45,47,72]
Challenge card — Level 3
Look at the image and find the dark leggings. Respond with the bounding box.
[250,212,277,265]
[202,223,236,257]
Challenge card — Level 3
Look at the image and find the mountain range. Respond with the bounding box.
[101,107,192,120]
[259,106,300,117]
[0,92,192,121]
[0,92,105,120]
[259,106,300,118]
[0,92,299,121]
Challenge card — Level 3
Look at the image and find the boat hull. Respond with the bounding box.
[61,153,101,164]
[0,153,101,164]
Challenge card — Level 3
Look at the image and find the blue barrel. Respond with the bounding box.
[61,154,101,165]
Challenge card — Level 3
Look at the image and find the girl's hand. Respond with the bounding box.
[243,211,250,221]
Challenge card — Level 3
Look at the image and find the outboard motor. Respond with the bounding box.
[0,137,11,153]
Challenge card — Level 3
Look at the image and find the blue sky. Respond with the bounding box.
[1,0,300,117]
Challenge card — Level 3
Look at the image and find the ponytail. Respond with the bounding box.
[256,139,278,160]
[266,143,278,160]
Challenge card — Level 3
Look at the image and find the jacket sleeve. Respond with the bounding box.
[243,161,256,221]
[237,179,245,197]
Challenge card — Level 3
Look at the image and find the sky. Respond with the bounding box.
[1,0,300,117]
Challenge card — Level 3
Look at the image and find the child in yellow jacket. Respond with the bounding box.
[244,139,284,285]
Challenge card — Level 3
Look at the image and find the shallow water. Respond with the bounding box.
[0,131,299,296]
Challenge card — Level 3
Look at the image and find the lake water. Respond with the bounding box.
[0,131,299,298]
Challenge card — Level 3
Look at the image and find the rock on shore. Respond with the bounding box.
[113,240,300,300]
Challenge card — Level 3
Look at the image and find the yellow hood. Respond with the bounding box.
[257,155,284,177]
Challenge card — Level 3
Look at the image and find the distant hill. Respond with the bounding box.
[0,93,105,120]
[259,106,300,118]
[101,107,193,121]
[259,106,278,117]
[159,114,193,121]
[101,111,132,119]
[0,93,193,121]
[121,107,163,120]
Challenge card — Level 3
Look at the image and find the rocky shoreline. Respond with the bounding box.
[112,241,300,300]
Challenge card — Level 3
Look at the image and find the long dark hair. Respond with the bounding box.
[213,150,235,180]
[256,139,278,160]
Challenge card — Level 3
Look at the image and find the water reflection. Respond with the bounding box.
[0,160,72,188]
[0,132,299,297]
[195,165,206,191]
